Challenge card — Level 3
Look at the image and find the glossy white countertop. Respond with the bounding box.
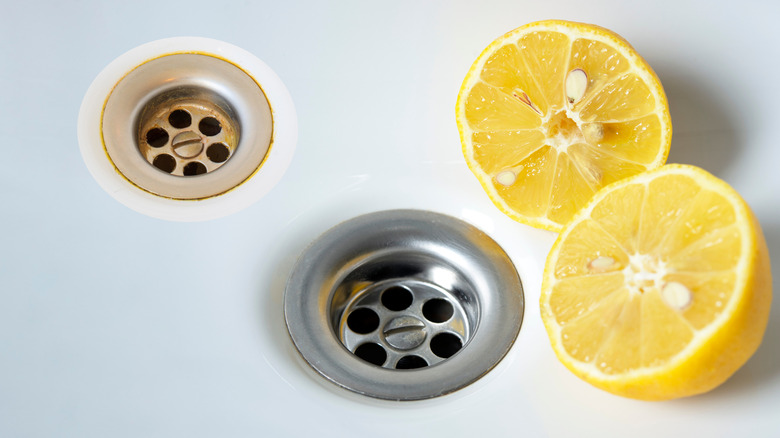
[1,0,779,436]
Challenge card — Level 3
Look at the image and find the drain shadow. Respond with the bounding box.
[656,68,740,177]
[252,194,377,394]
[253,215,327,389]
[258,249,298,354]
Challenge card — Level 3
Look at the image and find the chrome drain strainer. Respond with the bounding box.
[79,37,297,221]
[138,95,238,176]
[339,279,471,369]
[101,53,272,199]
[284,210,524,400]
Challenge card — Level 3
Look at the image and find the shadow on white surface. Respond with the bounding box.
[649,67,780,402]
[691,218,780,401]
[255,213,324,390]
[659,70,740,178]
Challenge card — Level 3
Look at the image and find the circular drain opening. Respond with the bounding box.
[346,308,380,334]
[284,210,524,400]
[168,109,192,129]
[423,298,454,323]
[146,127,169,148]
[199,117,223,136]
[354,343,387,366]
[396,355,427,370]
[430,333,463,359]
[381,286,413,311]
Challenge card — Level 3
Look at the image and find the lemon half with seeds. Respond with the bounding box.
[456,20,671,231]
[541,164,772,400]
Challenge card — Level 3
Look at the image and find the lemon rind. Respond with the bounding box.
[540,164,769,400]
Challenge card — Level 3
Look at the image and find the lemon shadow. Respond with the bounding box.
[657,69,740,177]
[633,65,776,402]
[743,219,780,378]
[679,218,780,402]
[650,67,777,400]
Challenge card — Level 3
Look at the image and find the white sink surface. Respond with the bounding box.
[1,1,779,436]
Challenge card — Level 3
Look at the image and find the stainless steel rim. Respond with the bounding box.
[284,209,524,401]
[102,53,273,199]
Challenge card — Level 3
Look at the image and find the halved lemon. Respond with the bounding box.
[456,20,671,231]
[540,164,772,400]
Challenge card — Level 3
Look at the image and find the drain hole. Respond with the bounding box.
[381,286,413,311]
[199,117,222,136]
[182,162,207,176]
[396,355,428,370]
[354,343,387,366]
[422,298,454,323]
[168,109,192,129]
[152,154,176,173]
[430,333,462,359]
[146,128,169,148]
[347,308,379,334]
[207,143,230,163]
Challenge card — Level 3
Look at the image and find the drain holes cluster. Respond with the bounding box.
[284,210,524,400]
[339,280,469,370]
[139,103,237,176]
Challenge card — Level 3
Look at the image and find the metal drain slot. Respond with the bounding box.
[284,210,524,401]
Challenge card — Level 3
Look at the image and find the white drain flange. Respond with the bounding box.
[78,37,296,221]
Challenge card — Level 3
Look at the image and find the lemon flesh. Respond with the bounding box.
[457,20,671,231]
[541,164,772,400]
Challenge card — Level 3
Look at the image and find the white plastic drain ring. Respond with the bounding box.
[78,37,297,221]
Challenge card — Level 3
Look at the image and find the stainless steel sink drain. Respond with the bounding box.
[79,37,298,221]
[102,53,272,199]
[284,210,524,400]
